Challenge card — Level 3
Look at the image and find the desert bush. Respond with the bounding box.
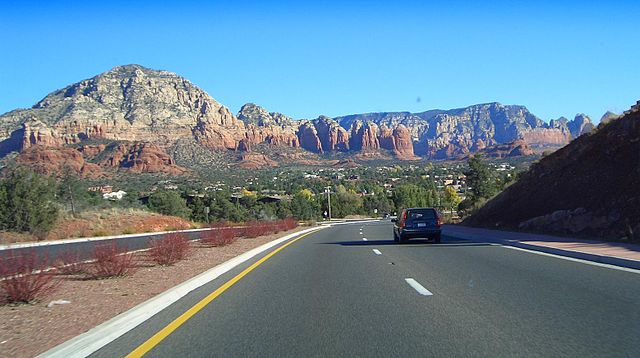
[0,250,59,304]
[54,249,86,275]
[148,233,191,266]
[244,220,267,238]
[200,228,237,247]
[86,243,136,279]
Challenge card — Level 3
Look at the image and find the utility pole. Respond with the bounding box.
[325,186,332,221]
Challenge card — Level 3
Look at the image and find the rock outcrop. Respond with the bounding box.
[237,103,293,126]
[349,121,379,151]
[118,143,187,174]
[100,142,187,175]
[297,121,323,153]
[472,139,534,159]
[17,146,103,178]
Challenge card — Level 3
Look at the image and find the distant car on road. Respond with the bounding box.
[392,207,442,244]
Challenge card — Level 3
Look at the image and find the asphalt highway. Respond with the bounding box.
[92,221,640,357]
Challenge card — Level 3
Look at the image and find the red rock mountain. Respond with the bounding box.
[0,64,600,174]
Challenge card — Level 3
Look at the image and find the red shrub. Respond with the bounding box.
[54,249,86,275]
[245,221,269,238]
[232,226,246,238]
[283,217,298,230]
[149,233,191,266]
[0,250,60,304]
[86,243,136,279]
[200,228,237,247]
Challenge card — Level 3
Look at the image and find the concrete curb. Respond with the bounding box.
[37,225,327,358]
[509,241,640,270]
[444,228,640,271]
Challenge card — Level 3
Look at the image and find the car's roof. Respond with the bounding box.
[405,207,436,211]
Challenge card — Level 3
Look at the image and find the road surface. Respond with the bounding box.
[92,221,640,357]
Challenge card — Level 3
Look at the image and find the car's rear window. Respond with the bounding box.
[407,209,436,220]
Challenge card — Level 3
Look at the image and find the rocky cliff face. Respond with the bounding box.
[470,139,534,159]
[0,64,601,171]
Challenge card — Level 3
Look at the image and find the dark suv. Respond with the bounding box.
[392,207,442,243]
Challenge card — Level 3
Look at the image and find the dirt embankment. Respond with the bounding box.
[464,109,640,242]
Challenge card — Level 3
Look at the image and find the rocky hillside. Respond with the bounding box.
[334,104,594,158]
[0,64,599,174]
[463,108,640,241]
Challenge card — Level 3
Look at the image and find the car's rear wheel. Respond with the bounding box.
[398,233,407,244]
[433,233,441,244]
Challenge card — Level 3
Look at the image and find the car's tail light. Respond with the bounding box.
[436,216,443,227]
[400,211,407,228]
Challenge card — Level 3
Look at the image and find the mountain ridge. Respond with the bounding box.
[0,64,602,174]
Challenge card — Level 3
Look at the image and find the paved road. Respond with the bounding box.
[93,221,640,357]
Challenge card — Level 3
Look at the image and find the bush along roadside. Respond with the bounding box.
[0,250,60,304]
[1,218,300,306]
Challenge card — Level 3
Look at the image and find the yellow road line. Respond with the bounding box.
[126,230,316,357]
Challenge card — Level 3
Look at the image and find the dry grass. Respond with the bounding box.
[0,208,196,244]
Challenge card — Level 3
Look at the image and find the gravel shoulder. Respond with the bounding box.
[0,227,309,358]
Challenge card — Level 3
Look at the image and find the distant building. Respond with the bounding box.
[103,190,127,200]
[88,185,113,194]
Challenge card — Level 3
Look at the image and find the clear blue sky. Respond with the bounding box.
[1,1,638,123]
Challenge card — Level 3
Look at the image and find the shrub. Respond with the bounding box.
[92,230,109,237]
[86,243,136,279]
[0,250,59,304]
[244,220,268,238]
[148,233,191,266]
[53,249,85,275]
[200,228,237,247]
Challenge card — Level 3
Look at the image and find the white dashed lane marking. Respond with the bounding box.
[405,278,433,296]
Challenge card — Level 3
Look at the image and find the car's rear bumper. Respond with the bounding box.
[401,228,441,239]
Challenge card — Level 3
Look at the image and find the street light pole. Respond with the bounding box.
[325,186,332,221]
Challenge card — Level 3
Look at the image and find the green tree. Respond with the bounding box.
[148,191,192,219]
[330,187,363,218]
[363,194,395,216]
[0,169,59,238]
[291,190,320,220]
[464,155,496,203]
[190,197,208,222]
[58,170,92,216]
[392,184,436,211]
[444,186,462,211]
[275,201,293,219]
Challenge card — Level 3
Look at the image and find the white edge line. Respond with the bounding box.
[372,249,382,255]
[405,278,433,296]
[501,245,640,274]
[37,225,327,358]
